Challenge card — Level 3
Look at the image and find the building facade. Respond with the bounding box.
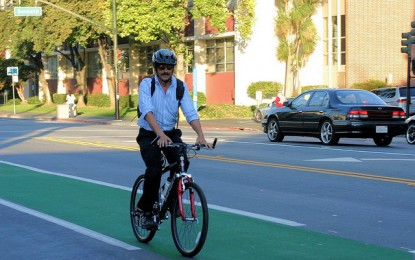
[33,0,415,105]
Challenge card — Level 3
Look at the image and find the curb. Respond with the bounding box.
[0,113,262,132]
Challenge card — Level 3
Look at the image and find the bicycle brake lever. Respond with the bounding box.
[212,138,217,149]
[151,136,160,146]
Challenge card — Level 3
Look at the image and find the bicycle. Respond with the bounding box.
[130,136,217,257]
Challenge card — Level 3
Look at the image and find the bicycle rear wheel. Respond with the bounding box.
[130,175,156,243]
[171,182,208,257]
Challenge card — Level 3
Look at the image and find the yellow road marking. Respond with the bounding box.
[38,137,139,151]
[38,137,415,186]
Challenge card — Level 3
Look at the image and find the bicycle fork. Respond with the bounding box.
[177,176,197,221]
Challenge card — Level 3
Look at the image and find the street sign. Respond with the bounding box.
[6,67,18,76]
[14,7,42,17]
[12,75,19,83]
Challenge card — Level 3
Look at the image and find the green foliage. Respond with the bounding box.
[301,85,328,93]
[119,95,137,108]
[247,81,283,99]
[0,58,35,92]
[189,91,207,106]
[53,94,67,104]
[27,96,42,104]
[351,79,389,91]
[86,93,111,107]
[114,0,230,51]
[275,0,320,96]
[235,0,256,41]
[6,99,21,105]
[197,104,252,119]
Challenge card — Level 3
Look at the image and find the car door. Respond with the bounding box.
[279,92,312,133]
[301,91,329,133]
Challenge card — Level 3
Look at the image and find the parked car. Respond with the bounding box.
[254,98,294,122]
[254,102,275,122]
[262,89,407,146]
[406,115,415,144]
[371,86,415,116]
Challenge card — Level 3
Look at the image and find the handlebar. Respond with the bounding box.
[151,136,217,150]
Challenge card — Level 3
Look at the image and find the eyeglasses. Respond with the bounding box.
[157,65,174,71]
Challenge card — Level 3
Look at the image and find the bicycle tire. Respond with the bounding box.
[171,182,208,257]
[130,174,156,243]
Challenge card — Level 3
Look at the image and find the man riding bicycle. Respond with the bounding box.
[136,49,211,229]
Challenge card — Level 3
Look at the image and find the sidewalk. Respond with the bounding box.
[0,110,263,132]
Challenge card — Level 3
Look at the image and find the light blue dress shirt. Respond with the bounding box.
[137,76,199,131]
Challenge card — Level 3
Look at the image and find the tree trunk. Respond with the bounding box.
[284,56,295,98]
[15,83,26,102]
[38,69,52,104]
[75,67,87,107]
[97,39,115,108]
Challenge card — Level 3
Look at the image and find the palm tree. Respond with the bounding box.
[275,0,320,98]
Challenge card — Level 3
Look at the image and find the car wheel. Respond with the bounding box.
[319,120,339,145]
[373,136,392,147]
[267,118,284,142]
[254,110,263,122]
[406,122,415,144]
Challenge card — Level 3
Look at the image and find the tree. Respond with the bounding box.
[234,0,256,50]
[112,0,230,79]
[0,57,35,102]
[275,0,320,98]
[0,0,78,105]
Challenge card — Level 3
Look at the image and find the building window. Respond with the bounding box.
[87,52,102,78]
[185,42,194,73]
[47,56,58,79]
[138,45,159,76]
[206,38,234,73]
[323,15,346,66]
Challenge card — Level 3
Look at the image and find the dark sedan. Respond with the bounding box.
[406,115,415,144]
[262,89,407,146]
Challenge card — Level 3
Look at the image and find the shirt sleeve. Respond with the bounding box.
[179,80,200,123]
[138,78,153,119]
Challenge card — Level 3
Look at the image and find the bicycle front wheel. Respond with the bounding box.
[130,174,156,243]
[171,182,208,257]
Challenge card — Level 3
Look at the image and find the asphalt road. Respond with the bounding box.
[1,117,414,259]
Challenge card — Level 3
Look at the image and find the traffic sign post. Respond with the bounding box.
[7,67,18,76]
[6,67,18,115]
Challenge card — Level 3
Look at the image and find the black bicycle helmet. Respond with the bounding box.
[152,49,177,66]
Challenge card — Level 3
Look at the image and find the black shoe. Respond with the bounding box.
[140,214,157,230]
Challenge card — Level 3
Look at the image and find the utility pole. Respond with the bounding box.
[400,21,415,118]
[112,0,119,120]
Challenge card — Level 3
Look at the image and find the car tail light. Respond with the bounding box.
[348,109,368,119]
[397,98,407,104]
[392,110,406,119]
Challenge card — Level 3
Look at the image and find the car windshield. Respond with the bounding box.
[335,90,385,105]
[398,87,415,97]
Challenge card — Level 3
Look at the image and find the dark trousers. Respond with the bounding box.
[136,128,188,213]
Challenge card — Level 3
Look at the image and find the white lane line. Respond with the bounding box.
[208,204,305,227]
[219,140,415,158]
[0,160,305,227]
[0,198,140,251]
[306,157,362,162]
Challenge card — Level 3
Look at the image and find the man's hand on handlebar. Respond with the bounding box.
[156,133,171,148]
[196,136,211,149]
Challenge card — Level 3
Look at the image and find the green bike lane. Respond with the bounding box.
[0,162,411,260]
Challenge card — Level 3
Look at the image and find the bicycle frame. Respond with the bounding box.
[161,150,196,221]
[131,136,216,257]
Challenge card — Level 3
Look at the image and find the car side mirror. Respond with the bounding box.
[283,101,289,107]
